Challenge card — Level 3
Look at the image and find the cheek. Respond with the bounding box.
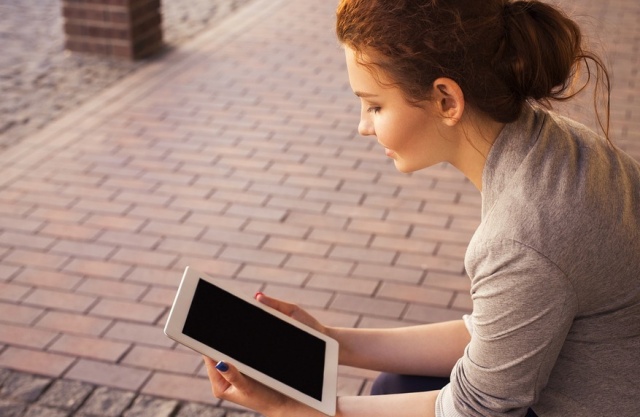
[384,119,422,151]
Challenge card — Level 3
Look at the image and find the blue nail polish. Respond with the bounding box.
[216,361,229,372]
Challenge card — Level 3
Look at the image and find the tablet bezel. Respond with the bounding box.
[164,266,338,416]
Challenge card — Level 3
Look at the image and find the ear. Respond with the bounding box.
[432,78,465,126]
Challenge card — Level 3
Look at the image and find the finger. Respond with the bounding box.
[255,293,299,317]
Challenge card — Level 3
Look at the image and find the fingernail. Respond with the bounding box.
[254,292,264,300]
[215,361,229,372]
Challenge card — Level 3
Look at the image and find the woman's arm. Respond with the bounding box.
[257,293,471,377]
[328,320,470,377]
[205,357,440,417]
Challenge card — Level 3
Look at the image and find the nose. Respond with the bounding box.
[358,110,375,137]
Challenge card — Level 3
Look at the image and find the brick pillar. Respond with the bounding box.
[61,0,164,60]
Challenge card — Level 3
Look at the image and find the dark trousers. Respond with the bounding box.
[371,373,538,417]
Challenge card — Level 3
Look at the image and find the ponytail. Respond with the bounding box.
[495,1,611,140]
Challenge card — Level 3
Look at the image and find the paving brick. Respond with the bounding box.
[23,404,68,417]
[24,289,97,313]
[0,347,75,377]
[99,231,161,250]
[0,302,43,325]
[347,219,411,238]
[329,245,396,265]
[0,283,31,303]
[377,282,454,308]
[261,284,333,309]
[263,236,331,257]
[285,254,354,275]
[422,272,471,292]
[0,323,58,349]
[285,212,348,230]
[0,231,55,251]
[200,228,266,248]
[395,253,465,275]
[49,240,117,260]
[123,266,182,287]
[237,264,308,286]
[35,311,112,337]
[72,199,133,216]
[330,294,406,319]
[63,259,132,280]
[76,278,148,301]
[115,191,173,207]
[351,263,424,284]
[104,322,174,348]
[0,265,21,282]
[38,379,94,411]
[307,228,371,246]
[305,188,364,205]
[0,216,44,234]
[141,287,177,306]
[404,304,469,324]
[90,299,164,324]
[40,223,103,241]
[3,249,69,271]
[267,195,327,213]
[224,203,287,222]
[121,345,201,374]
[142,220,206,239]
[369,235,437,255]
[65,360,150,392]
[307,274,378,296]
[436,242,470,260]
[219,246,287,267]
[48,335,130,362]
[13,268,83,291]
[28,207,88,224]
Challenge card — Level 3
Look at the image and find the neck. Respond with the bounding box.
[448,116,505,192]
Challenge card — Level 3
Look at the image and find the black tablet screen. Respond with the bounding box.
[183,278,326,400]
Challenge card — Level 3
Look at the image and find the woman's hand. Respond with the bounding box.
[255,292,328,335]
[204,357,293,417]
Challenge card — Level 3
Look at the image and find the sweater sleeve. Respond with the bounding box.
[443,239,578,417]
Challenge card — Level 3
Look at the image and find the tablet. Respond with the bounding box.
[164,266,338,416]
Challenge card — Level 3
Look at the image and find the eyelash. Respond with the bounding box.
[367,106,381,114]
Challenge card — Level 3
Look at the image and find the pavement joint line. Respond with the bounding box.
[0,0,286,189]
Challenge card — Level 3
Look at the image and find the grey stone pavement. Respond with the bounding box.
[0,0,638,416]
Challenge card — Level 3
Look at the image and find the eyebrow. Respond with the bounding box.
[354,91,378,98]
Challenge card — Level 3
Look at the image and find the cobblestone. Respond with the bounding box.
[0,368,261,417]
[0,0,254,150]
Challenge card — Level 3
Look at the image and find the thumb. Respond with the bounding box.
[215,361,249,392]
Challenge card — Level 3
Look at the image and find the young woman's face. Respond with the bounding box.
[345,47,454,173]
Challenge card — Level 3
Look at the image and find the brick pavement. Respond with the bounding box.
[0,0,638,415]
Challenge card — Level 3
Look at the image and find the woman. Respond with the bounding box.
[203,0,640,416]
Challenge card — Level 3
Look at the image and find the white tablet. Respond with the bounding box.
[164,267,338,416]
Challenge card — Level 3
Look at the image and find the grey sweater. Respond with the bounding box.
[436,105,640,417]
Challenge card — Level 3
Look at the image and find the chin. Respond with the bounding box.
[393,163,417,174]
[393,159,433,174]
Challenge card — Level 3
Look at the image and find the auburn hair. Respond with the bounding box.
[336,0,611,140]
